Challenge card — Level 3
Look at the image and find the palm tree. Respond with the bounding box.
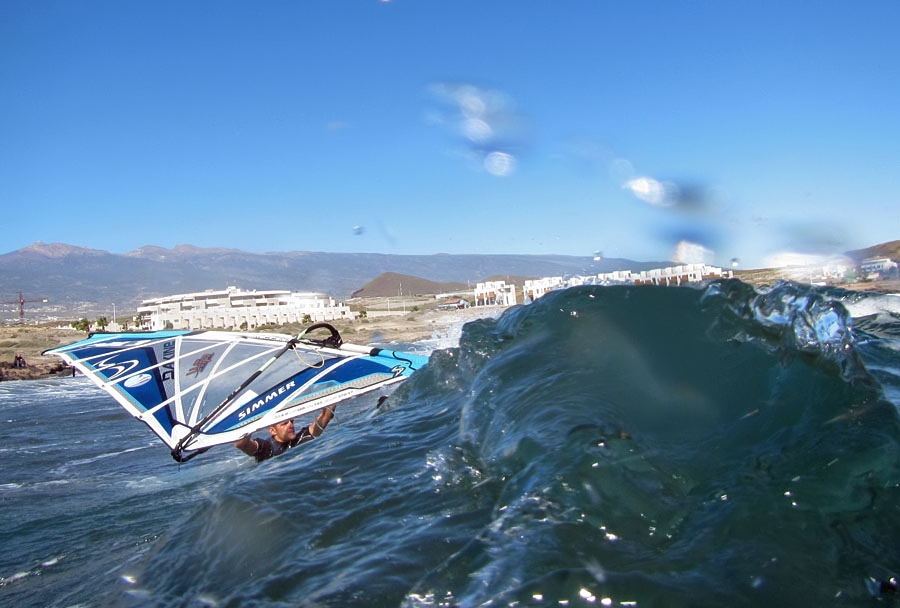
[71,318,91,334]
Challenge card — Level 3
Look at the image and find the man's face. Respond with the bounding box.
[269,419,296,443]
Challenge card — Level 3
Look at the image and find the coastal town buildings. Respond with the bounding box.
[437,298,470,310]
[466,264,735,310]
[629,263,732,286]
[821,259,854,280]
[473,281,517,307]
[587,264,733,287]
[10,253,897,327]
[523,277,563,303]
[135,286,353,331]
[860,257,898,278]
[594,270,636,284]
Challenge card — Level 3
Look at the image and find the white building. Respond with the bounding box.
[437,298,470,310]
[820,257,854,280]
[512,265,734,308]
[860,257,897,276]
[136,286,353,331]
[474,281,517,307]
[523,277,563,303]
[564,275,598,287]
[594,264,731,286]
[631,264,732,286]
[595,270,636,284]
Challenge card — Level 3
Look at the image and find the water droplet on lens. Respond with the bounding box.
[484,151,515,176]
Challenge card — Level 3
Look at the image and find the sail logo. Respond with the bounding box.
[161,340,176,381]
[124,373,153,388]
[95,356,140,381]
[186,353,214,377]
[237,380,297,420]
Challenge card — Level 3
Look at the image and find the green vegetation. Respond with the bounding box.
[71,318,91,333]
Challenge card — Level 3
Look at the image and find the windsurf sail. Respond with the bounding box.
[44,323,428,462]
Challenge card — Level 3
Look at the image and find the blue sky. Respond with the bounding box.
[2,1,898,269]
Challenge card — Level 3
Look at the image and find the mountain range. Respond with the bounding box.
[4,240,895,322]
[0,242,666,320]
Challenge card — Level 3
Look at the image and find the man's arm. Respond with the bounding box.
[307,405,336,438]
[234,435,259,456]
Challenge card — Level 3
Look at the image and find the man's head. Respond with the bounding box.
[268,419,296,443]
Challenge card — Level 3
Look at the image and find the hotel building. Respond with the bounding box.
[136,286,353,331]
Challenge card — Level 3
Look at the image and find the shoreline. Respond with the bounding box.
[3,275,897,382]
[0,303,495,382]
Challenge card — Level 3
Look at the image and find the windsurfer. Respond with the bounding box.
[234,404,336,462]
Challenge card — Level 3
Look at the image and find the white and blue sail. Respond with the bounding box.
[44,324,428,461]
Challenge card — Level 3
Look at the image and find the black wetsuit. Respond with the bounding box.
[252,426,314,462]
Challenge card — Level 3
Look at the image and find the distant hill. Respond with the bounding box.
[351,272,469,298]
[352,272,541,298]
[0,242,664,320]
[846,240,900,263]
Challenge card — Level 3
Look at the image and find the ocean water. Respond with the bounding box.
[1,279,899,608]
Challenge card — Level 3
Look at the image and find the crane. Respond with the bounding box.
[3,292,48,325]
